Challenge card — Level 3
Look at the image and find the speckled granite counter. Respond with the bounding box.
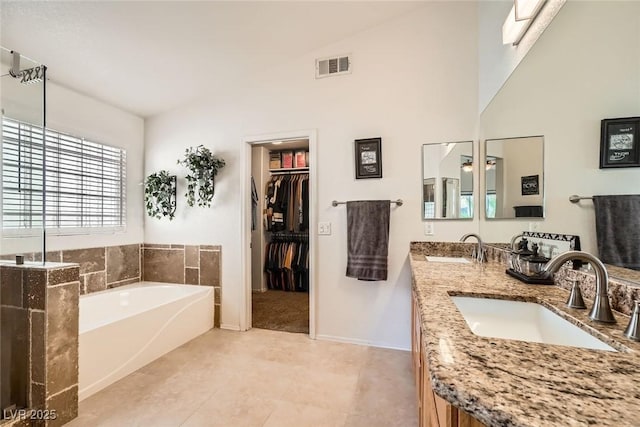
[409,249,640,427]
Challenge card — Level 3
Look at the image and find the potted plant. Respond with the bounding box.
[178,145,226,207]
[144,170,177,220]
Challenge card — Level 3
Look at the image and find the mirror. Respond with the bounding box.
[422,141,473,220]
[478,1,640,283]
[485,136,544,219]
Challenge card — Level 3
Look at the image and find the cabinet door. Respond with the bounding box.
[412,291,423,422]
[457,410,486,427]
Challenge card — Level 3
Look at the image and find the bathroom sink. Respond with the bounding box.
[451,296,616,352]
[425,256,471,264]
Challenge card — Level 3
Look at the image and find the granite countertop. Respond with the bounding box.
[409,252,640,427]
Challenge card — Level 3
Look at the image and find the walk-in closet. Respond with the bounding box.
[250,139,310,333]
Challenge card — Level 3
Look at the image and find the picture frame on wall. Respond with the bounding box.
[600,117,640,168]
[354,137,382,179]
[521,175,539,195]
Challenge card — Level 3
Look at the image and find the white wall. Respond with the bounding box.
[479,0,640,254]
[144,3,479,349]
[0,78,144,254]
[478,0,566,112]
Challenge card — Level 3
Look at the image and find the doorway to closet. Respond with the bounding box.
[246,134,315,335]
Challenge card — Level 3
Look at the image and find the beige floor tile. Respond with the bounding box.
[67,329,416,427]
[344,412,419,427]
[181,389,277,427]
[286,365,360,413]
[263,401,348,427]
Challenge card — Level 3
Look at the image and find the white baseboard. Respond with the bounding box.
[315,334,410,351]
[220,323,241,331]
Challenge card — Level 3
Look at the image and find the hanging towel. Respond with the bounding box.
[346,200,391,281]
[593,195,640,271]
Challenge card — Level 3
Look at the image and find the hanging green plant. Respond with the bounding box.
[144,170,177,220]
[177,145,226,207]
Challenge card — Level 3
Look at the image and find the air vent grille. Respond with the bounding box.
[316,54,351,79]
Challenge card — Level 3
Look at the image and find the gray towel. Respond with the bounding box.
[593,195,640,271]
[346,200,390,281]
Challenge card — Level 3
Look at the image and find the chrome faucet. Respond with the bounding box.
[541,250,616,323]
[460,233,486,263]
[510,233,523,250]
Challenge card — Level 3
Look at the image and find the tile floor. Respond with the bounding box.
[67,329,417,427]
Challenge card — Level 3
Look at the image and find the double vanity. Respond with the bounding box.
[410,242,640,427]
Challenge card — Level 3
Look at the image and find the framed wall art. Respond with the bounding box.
[521,175,539,195]
[354,137,382,179]
[600,117,640,168]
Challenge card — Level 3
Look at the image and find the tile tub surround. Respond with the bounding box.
[142,244,222,327]
[0,262,80,427]
[2,244,142,295]
[410,250,640,427]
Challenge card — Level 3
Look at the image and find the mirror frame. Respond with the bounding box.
[483,135,546,220]
[421,140,475,221]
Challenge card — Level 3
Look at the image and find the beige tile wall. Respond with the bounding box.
[0,263,80,427]
[46,244,141,295]
[3,242,223,327]
[142,244,222,327]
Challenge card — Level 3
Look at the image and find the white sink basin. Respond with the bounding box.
[451,296,617,352]
[425,256,471,264]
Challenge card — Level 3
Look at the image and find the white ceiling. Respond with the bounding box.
[1,1,425,118]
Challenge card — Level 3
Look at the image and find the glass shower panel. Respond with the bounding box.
[0,48,45,261]
[1,47,46,417]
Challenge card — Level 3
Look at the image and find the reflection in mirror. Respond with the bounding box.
[484,136,544,219]
[478,1,640,285]
[422,141,473,220]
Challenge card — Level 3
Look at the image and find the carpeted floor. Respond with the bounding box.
[252,290,309,334]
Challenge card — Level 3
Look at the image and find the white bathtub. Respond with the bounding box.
[78,282,214,401]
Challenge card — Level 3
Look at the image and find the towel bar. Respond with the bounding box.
[332,199,403,207]
[569,195,593,203]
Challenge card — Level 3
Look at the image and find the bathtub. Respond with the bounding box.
[78,282,214,401]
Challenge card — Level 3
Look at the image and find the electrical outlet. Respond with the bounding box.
[318,222,332,235]
[424,222,434,236]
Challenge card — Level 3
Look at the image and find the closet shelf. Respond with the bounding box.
[269,167,309,174]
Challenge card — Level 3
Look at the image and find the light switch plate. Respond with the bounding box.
[424,222,434,236]
[318,222,332,235]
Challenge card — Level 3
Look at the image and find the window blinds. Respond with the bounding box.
[2,117,126,232]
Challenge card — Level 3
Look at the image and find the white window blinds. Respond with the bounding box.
[2,117,126,232]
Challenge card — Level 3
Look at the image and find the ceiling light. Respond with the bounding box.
[272,141,283,145]
[515,0,547,21]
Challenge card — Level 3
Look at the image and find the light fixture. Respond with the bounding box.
[272,141,283,145]
[502,0,547,46]
[486,160,496,171]
[461,161,473,173]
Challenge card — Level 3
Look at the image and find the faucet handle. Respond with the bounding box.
[624,301,640,342]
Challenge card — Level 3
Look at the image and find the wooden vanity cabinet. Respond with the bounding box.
[412,290,485,427]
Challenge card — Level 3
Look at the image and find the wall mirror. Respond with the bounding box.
[484,136,544,219]
[422,141,473,220]
[478,1,640,284]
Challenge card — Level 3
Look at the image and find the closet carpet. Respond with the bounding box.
[252,290,309,334]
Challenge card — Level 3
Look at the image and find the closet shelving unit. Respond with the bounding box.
[269,167,309,174]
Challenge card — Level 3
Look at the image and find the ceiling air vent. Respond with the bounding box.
[315,54,352,79]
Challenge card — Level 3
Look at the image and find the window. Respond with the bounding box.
[2,117,126,234]
[486,192,497,218]
[459,193,473,219]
